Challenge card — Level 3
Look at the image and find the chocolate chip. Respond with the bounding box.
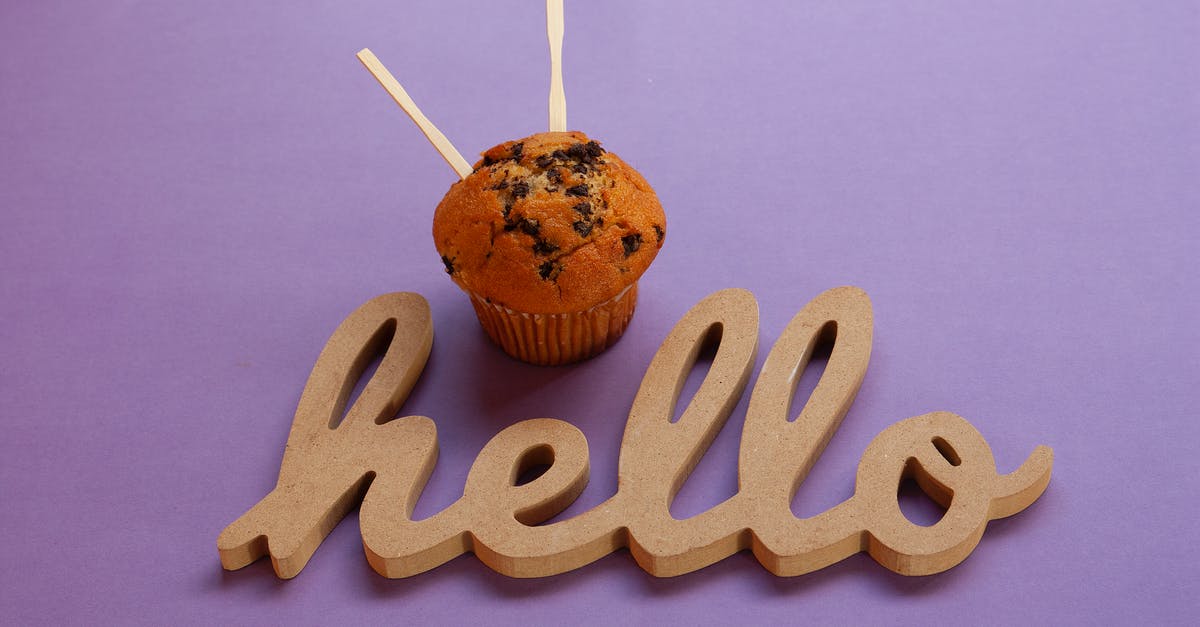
[621,233,642,257]
[493,180,509,190]
[546,168,562,184]
[573,220,593,237]
[511,181,530,199]
[572,163,589,175]
[535,154,554,168]
[510,142,524,161]
[533,239,559,255]
[565,143,588,161]
[518,217,540,236]
[482,155,497,167]
[502,202,512,219]
[572,201,592,216]
[538,260,559,280]
[566,184,588,197]
[653,224,664,242]
[565,141,605,164]
[441,255,456,274]
[551,149,568,161]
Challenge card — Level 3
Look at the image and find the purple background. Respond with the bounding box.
[2,0,1197,623]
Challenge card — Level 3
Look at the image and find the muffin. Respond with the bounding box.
[433,131,665,365]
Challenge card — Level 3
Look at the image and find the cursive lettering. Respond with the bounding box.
[217,287,1052,579]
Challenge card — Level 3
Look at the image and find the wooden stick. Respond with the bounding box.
[357,48,473,180]
[546,0,567,132]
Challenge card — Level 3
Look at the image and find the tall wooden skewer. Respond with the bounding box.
[547,0,567,132]
[356,48,473,180]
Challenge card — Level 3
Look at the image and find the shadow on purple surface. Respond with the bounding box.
[222,478,1057,601]
[358,549,651,600]
[210,558,291,596]
[403,310,580,423]
[209,483,1055,601]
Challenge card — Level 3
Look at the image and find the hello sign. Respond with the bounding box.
[217,287,1053,579]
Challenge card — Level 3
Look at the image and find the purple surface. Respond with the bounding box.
[2,0,1197,623]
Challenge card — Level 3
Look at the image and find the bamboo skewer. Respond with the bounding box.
[356,48,473,180]
[547,0,567,132]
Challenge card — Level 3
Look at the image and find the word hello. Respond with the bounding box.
[217,287,1052,579]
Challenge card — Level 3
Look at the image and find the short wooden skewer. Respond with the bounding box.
[546,0,567,132]
[357,48,473,180]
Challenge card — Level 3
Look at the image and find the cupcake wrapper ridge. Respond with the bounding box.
[467,284,638,366]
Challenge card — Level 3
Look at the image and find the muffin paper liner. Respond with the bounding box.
[467,283,638,366]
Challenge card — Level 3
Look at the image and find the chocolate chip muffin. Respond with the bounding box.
[433,131,665,365]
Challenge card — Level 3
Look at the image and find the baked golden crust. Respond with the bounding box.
[433,131,665,314]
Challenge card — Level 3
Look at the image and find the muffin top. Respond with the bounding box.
[433,131,665,314]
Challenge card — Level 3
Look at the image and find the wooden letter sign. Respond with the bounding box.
[218,287,1052,579]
